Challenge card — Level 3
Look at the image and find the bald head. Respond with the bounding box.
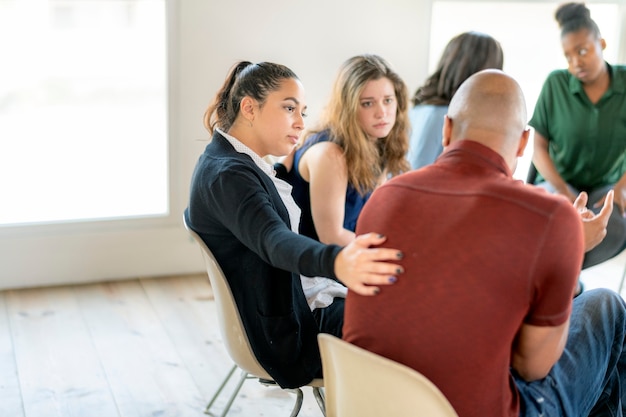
[443,69,529,171]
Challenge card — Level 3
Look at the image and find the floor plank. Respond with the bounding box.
[0,292,25,417]
[138,275,231,400]
[6,286,119,417]
[76,279,206,417]
[139,274,324,416]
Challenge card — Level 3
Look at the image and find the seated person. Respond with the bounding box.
[285,54,409,246]
[529,2,626,269]
[343,69,626,417]
[185,61,403,389]
[408,31,503,169]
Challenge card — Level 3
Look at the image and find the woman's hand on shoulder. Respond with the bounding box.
[334,233,403,296]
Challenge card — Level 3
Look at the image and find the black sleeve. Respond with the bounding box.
[208,166,341,279]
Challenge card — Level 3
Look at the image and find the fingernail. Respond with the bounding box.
[388,276,397,283]
[377,234,385,239]
[373,288,380,295]
[396,267,403,274]
[396,252,404,259]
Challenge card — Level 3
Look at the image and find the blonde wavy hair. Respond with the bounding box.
[306,54,410,194]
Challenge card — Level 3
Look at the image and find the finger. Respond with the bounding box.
[363,247,405,263]
[597,190,614,223]
[573,191,588,211]
[353,232,387,247]
[353,234,404,260]
[349,271,400,296]
[350,283,381,297]
[349,273,398,291]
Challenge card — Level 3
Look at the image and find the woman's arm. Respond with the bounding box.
[298,141,356,246]
[532,131,577,202]
[208,165,402,295]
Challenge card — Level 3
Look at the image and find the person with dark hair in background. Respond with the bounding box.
[408,31,504,169]
[529,2,626,269]
[184,61,403,388]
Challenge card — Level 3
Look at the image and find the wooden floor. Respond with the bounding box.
[0,274,324,417]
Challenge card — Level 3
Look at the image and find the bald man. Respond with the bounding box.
[342,70,626,417]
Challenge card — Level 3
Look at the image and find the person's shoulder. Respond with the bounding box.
[501,180,578,219]
[303,137,344,160]
[409,104,448,119]
[197,145,262,185]
[611,64,626,80]
[298,129,333,154]
[543,69,571,85]
[374,167,430,191]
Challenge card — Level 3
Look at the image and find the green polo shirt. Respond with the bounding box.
[529,63,626,190]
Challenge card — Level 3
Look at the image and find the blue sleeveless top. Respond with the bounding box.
[289,130,371,241]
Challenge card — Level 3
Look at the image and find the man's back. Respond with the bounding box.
[342,140,583,417]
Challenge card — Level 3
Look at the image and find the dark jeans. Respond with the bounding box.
[312,297,345,338]
[515,289,626,416]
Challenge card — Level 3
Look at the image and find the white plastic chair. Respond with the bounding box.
[183,217,325,416]
[318,333,458,417]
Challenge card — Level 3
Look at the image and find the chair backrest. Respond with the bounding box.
[183,217,272,380]
[318,333,458,417]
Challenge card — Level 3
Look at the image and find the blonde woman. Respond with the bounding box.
[288,54,410,246]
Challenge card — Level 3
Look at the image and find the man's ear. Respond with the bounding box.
[600,37,607,51]
[516,127,531,157]
[442,115,452,148]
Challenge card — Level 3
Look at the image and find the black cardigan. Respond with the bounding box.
[185,132,342,388]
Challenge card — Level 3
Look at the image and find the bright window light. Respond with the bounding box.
[0,0,167,225]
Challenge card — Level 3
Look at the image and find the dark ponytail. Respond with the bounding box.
[555,2,600,39]
[204,61,299,134]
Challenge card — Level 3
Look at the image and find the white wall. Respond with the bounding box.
[0,0,431,290]
[178,0,431,183]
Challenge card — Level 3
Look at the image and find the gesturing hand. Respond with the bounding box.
[594,183,626,217]
[576,190,614,252]
[334,233,404,296]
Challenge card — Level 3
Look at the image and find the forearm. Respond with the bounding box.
[317,226,356,247]
[532,136,569,193]
[511,320,569,381]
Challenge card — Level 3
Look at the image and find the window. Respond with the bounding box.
[429,1,622,180]
[0,0,167,225]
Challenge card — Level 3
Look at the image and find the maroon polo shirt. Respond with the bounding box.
[343,140,583,417]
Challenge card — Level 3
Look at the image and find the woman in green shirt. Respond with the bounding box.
[529,2,626,268]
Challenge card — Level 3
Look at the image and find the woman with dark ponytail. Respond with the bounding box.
[184,61,403,388]
[529,2,626,270]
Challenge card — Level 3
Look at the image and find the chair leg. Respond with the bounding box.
[288,387,304,417]
[312,387,326,416]
[204,365,249,417]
